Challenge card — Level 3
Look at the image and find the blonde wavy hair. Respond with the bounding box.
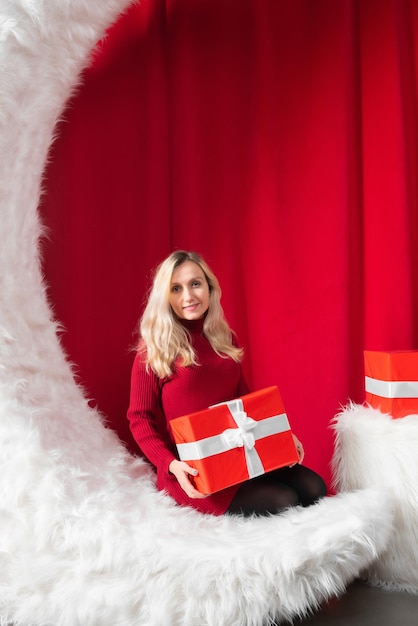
[139,250,243,378]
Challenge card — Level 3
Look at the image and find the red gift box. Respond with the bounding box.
[364,350,418,418]
[170,386,299,495]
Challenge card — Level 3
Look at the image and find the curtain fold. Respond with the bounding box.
[40,0,418,486]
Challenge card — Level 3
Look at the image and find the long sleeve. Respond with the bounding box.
[127,354,176,476]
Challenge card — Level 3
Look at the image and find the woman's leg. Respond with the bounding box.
[226,474,299,517]
[226,465,326,517]
[265,465,327,507]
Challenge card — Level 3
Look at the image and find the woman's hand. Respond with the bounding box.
[169,459,207,499]
[292,434,305,465]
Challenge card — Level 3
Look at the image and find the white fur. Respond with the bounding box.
[332,403,418,594]
[0,1,394,624]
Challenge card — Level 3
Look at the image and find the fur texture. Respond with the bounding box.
[332,403,418,594]
[0,1,394,624]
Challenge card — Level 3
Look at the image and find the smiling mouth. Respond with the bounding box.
[183,303,199,310]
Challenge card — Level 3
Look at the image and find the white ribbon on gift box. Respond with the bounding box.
[175,398,291,480]
[365,376,418,398]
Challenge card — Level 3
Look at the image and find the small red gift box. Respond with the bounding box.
[170,386,299,495]
[364,350,418,418]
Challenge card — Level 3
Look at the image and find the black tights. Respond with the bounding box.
[226,465,327,517]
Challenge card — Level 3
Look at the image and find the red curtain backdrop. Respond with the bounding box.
[39,0,418,488]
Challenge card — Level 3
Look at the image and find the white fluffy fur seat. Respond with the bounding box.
[0,1,395,624]
[332,403,418,595]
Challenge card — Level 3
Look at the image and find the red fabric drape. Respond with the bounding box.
[40,0,418,487]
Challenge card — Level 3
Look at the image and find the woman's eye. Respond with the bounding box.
[171,285,181,293]
[192,281,201,287]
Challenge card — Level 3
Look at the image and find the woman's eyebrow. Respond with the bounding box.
[171,276,203,284]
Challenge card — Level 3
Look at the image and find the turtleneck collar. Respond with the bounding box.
[179,317,205,334]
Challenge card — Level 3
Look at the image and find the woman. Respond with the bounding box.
[127,250,326,516]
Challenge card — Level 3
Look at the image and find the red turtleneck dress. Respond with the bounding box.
[127,318,250,515]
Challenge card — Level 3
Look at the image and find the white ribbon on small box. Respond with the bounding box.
[175,398,290,479]
[365,376,418,398]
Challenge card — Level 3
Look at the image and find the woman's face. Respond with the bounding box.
[169,260,210,320]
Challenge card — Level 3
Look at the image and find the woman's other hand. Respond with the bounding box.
[169,459,207,499]
[292,434,305,464]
